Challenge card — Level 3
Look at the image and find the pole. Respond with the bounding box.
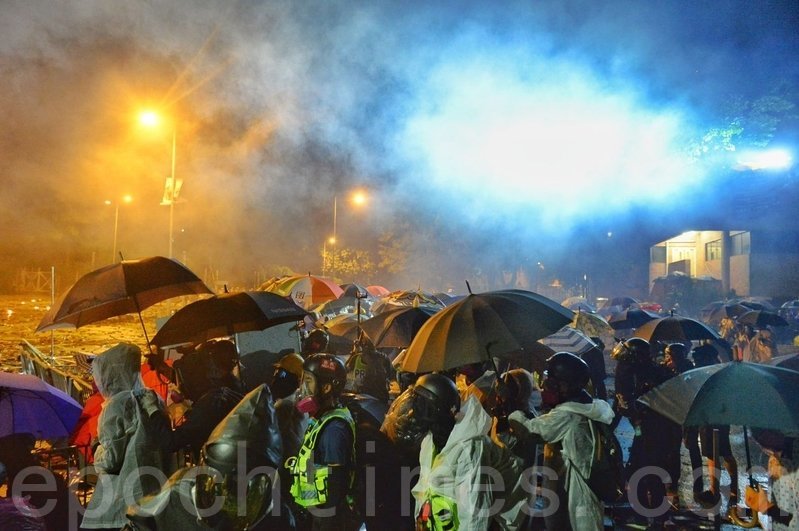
[169,128,176,259]
[112,202,120,263]
[330,195,337,275]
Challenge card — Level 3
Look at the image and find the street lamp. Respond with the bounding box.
[323,190,368,275]
[139,110,181,258]
[106,195,133,263]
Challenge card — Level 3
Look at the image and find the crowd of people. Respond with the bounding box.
[1,317,797,531]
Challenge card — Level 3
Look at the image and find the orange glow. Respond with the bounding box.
[351,190,367,206]
[139,110,160,127]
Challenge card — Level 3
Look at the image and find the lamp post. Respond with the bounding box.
[140,110,180,258]
[324,190,367,276]
[106,195,133,263]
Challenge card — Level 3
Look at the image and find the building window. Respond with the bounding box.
[650,246,666,263]
[731,232,751,256]
[705,239,721,260]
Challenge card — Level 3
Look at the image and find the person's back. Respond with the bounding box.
[509,352,614,531]
[412,374,526,531]
[83,343,166,530]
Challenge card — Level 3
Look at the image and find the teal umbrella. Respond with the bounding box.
[638,361,799,433]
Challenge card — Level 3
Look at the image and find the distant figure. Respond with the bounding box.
[750,328,778,363]
[345,331,394,403]
[301,328,329,357]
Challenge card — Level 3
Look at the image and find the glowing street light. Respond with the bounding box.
[139,110,180,258]
[106,195,133,263]
[323,189,368,275]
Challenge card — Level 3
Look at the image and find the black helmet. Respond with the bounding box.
[412,373,460,421]
[303,328,329,354]
[303,353,347,396]
[664,342,689,362]
[611,337,651,363]
[545,352,590,391]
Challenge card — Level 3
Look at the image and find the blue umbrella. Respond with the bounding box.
[0,372,82,439]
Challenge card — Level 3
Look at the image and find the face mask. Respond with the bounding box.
[541,387,561,409]
[296,395,319,415]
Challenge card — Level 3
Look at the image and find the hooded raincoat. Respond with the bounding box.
[509,398,615,531]
[81,343,166,530]
[412,395,526,531]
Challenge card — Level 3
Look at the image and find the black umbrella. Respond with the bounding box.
[634,315,719,343]
[736,310,789,328]
[607,308,661,330]
[150,291,308,348]
[703,303,751,325]
[400,289,574,373]
[36,256,213,349]
[360,306,439,349]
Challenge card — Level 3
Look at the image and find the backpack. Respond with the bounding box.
[584,420,626,504]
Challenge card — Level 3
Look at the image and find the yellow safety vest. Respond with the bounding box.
[286,407,355,508]
[416,491,459,531]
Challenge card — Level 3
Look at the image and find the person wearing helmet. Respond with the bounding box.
[611,337,656,426]
[612,338,678,516]
[139,339,245,463]
[509,352,615,531]
[411,373,527,531]
[301,328,330,357]
[344,330,394,403]
[124,384,285,531]
[286,353,356,530]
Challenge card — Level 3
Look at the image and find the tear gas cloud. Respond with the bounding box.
[1,1,797,295]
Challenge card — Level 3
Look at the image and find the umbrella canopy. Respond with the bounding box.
[400,289,573,373]
[371,290,446,314]
[638,362,799,433]
[561,296,596,313]
[736,310,789,328]
[340,283,371,299]
[770,354,799,372]
[366,285,391,298]
[262,274,343,309]
[607,308,661,330]
[703,303,752,325]
[0,372,83,439]
[150,291,307,348]
[360,306,439,349]
[36,256,212,333]
[540,326,598,355]
[634,315,719,343]
[312,296,370,320]
[324,314,363,342]
[571,310,613,337]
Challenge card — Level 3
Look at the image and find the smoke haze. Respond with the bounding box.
[2,0,797,294]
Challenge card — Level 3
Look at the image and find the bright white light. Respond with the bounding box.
[397,54,702,230]
[735,149,793,171]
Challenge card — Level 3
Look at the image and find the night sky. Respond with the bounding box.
[2,1,797,294]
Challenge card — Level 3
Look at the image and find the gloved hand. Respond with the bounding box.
[136,389,162,417]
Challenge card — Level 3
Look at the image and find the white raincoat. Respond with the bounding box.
[412,395,526,531]
[81,343,166,530]
[509,398,615,531]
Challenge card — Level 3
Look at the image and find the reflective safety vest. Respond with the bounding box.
[416,490,459,531]
[286,407,355,508]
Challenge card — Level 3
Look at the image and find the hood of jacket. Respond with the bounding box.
[554,398,615,424]
[92,342,143,398]
[440,394,492,452]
